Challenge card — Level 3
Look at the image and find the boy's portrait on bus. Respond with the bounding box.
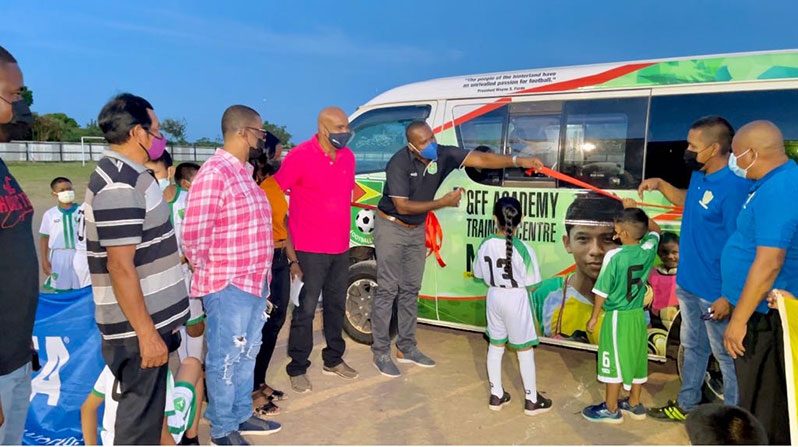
[530,193,623,344]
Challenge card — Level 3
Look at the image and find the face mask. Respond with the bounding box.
[248,136,267,160]
[683,150,705,171]
[9,100,33,126]
[158,178,170,191]
[420,141,438,161]
[328,131,352,150]
[141,132,167,161]
[729,148,756,179]
[57,190,75,204]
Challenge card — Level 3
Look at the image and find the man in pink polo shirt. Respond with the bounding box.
[274,107,356,392]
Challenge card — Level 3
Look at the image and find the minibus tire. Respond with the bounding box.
[344,260,397,345]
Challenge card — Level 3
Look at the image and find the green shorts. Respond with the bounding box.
[597,308,648,390]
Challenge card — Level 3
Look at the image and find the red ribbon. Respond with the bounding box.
[525,166,683,213]
[425,211,446,267]
[352,166,683,270]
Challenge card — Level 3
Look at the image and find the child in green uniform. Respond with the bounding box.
[582,200,660,424]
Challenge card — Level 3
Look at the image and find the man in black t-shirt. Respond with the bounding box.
[0,45,37,445]
[371,121,543,377]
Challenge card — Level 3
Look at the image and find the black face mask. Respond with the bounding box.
[328,131,352,150]
[683,149,705,171]
[9,99,33,126]
[248,136,267,160]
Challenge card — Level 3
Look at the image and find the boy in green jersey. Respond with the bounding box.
[582,200,660,424]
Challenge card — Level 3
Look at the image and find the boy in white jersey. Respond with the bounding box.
[473,196,552,416]
[80,357,204,445]
[39,177,81,291]
[146,156,205,361]
[173,163,205,360]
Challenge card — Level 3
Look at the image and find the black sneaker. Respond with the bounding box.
[524,393,553,416]
[211,431,249,446]
[648,400,689,422]
[179,435,200,445]
[488,391,511,411]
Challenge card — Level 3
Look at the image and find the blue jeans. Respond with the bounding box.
[204,285,269,439]
[0,362,32,445]
[676,287,739,410]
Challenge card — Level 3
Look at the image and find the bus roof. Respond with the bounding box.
[364,49,798,106]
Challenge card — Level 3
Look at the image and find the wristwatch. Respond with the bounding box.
[512,155,519,167]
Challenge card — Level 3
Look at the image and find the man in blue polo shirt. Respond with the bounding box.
[722,120,797,445]
[639,116,751,421]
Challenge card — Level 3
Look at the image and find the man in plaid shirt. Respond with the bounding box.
[183,105,280,445]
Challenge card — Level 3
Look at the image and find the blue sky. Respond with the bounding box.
[4,0,798,142]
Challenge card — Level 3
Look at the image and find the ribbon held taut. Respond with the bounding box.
[525,166,683,213]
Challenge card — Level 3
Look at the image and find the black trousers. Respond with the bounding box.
[286,251,349,377]
[734,310,790,445]
[101,331,181,445]
[253,248,291,391]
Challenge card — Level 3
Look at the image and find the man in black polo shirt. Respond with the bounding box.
[371,121,543,377]
[0,45,37,445]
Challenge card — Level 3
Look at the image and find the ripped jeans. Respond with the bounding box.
[203,284,269,439]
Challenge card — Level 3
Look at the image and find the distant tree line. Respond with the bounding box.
[19,88,294,147]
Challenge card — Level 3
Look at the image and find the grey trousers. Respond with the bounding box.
[371,215,426,357]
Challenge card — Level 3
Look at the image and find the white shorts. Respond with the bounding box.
[177,299,205,362]
[486,287,539,350]
[73,249,91,288]
[44,249,81,291]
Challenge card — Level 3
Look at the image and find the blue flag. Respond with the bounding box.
[24,287,104,446]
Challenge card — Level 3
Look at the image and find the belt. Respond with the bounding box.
[377,210,419,228]
[274,240,287,249]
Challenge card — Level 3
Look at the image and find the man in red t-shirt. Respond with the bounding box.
[274,107,357,393]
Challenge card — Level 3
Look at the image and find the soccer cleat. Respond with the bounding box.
[524,393,553,416]
[488,391,511,411]
[582,402,623,424]
[648,400,689,422]
[618,397,647,420]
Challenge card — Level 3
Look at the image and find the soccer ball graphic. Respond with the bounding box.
[356,209,376,234]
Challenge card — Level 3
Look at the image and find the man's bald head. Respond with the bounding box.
[734,121,784,155]
[318,107,347,127]
[222,105,261,138]
[317,106,351,152]
[731,120,788,180]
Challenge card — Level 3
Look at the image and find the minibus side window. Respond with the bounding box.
[647,89,798,189]
[503,101,564,182]
[349,105,432,174]
[454,104,508,186]
[560,97,648,190]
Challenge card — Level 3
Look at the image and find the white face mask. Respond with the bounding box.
[729,148,756,179]
[158,178,170,191]
[57,190,75,204]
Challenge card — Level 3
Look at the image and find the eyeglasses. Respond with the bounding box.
[245,127,267,139]
[141,125,164,140]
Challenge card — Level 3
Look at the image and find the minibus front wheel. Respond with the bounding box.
[344,260,397,344]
